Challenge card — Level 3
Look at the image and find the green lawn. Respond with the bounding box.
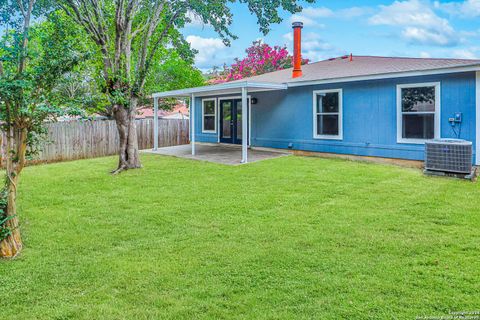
[1,154,479,319]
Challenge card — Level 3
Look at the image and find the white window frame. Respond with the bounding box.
[397,82,441,144]
[313,89,343,140]
[202,98,217,133]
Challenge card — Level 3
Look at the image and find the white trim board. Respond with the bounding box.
[396,82,441,144]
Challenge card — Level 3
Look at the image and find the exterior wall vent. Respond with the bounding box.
[425,139,472,174]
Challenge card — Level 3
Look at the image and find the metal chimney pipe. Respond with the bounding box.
[292,21,303,78]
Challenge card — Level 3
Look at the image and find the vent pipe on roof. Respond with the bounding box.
[292,21,303,78]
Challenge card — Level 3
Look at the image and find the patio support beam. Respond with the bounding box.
[191,94,196,156]
[153,97,159,151]
[241,87,248,163]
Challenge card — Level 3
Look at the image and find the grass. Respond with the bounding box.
[1,154,479,319]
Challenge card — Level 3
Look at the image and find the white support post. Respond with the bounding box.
[241,87,248,163]
[191,94,196,156]
[153,97,159,151]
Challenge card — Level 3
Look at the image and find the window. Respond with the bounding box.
[313,89,342,139]
[397,83,440,143]
[202,98,216,133]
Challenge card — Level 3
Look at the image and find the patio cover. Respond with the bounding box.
[152,81,288,163]
[152,81,287,98]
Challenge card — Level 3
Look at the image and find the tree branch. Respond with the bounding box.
[138,9,182,90]
[18,0,35,73]
[63,0,113,79]
[16,0,26,19]
[134,1,165,77]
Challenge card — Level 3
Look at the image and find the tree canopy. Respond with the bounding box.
[0,0,86,257]
[58,0,314,172]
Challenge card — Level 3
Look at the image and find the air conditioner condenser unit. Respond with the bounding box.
[424,139,473,175]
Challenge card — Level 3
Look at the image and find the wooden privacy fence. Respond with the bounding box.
[1,118,189,165]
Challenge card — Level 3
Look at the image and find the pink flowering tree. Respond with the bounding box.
[209,40,309,84]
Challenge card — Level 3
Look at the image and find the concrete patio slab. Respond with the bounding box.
[143,143,291,165]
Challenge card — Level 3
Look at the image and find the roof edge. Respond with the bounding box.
[287,63,480,87]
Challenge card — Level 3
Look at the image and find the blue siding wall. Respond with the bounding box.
[194,72,477,162]
[191,96,218,143]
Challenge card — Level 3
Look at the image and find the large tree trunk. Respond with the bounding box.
[0,178,23,257]
[112,96,141,173]
[0,128,27,258]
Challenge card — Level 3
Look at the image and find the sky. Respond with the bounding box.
[181,0,480,72]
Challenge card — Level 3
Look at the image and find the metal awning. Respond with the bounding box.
[152,81,287,164]
[152,81,288,98]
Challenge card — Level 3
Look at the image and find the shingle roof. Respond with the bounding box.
[229,55,480,85]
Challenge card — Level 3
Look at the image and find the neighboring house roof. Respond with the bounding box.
[56,115,109,122]
[228,55,480,85]
[153,55,480,98]
[137,103,189,119]
[162,112,189,120]
[137,108,168,118]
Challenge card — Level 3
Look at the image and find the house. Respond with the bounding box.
[152,22,480,165]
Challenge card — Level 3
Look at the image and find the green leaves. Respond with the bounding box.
[144,50,205,96]
[0,4,88,167]
[56,0,314,107]
[185,0,315,41]
[0,189,12,242]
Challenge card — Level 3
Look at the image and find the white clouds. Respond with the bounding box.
[435,0,480,18]
[282,32,342,62]
[186,35,227,68]
[290,5,371,26]
[337,7,374,18]
[302,33,333,51]
[283,32,294,42]
[289,8,330,27]
[185,11,207,27]
[369,0,458,46]
[301,7,334,18]
[419,51,432,58]
[415,47,480,60]
[452,49,479,59]
[370,0,445,29]
[402,27,456,46]
[289,14,325,27]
